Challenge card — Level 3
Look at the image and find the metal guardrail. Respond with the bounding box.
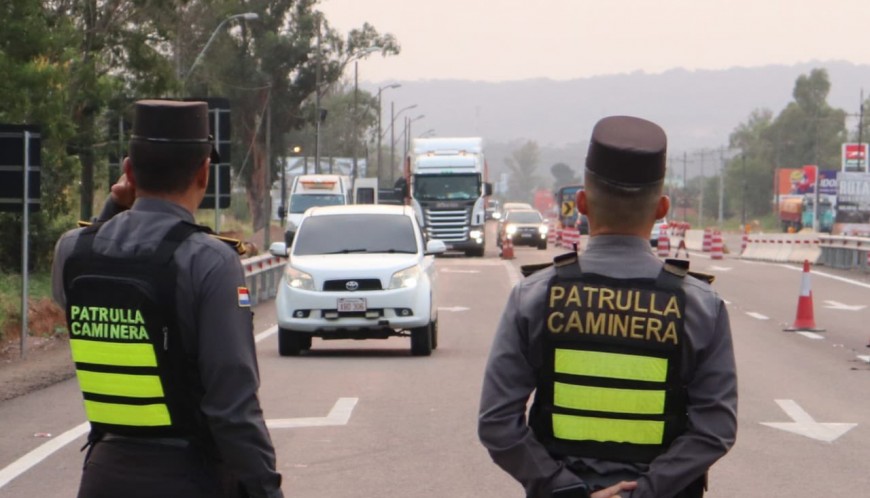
[818,235,870,270]
[241,254,286,306]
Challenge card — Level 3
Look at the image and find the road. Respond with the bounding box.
[2,222,870,496]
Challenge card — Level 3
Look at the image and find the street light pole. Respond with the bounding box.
[182,12,258,94]
[405,114,425,159]
[388,103,417,185]
[350,47,381,180]
[377,84,400,183]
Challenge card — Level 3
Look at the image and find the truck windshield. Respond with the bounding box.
[414,174,480,201]
[289,194,345,214]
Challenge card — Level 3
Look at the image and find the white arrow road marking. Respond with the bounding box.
[709,266,732,272]
[823,300,866,311]
[746,312,769,320]
[440,268,481,274]
[761,399,856,442]
[857,355,870,363]
[797,332,825,340]
[0,422,89,489]
[268,398,358,429]
[438,306,469,312]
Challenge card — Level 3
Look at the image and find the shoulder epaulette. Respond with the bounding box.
[688,271,715,284]
[75,220,247,256]
[521,261,553,277]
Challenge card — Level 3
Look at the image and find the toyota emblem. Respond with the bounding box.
[345,281,360,291]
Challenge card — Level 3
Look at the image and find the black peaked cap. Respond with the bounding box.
[585,115,667,187]
[131,100,210,144]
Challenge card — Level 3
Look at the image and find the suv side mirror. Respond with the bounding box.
[284,226,296,247]
[484,182,493,196]
[269,242,288,257]
[425,239,447,255]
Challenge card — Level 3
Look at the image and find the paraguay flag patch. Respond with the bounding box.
[238,287,251,307]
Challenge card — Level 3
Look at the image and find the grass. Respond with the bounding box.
[0,271,54,340]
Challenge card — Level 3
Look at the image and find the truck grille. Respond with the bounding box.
[424,208,470,242]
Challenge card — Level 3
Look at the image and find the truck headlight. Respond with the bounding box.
[469,229,482,239]
[506,224,517,235]
[538,225,548,234]
[389,265,421,289]
[285,265,315,290]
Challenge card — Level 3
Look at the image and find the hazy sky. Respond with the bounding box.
[320,0,870,83]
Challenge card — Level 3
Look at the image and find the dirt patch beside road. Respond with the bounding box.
[0,298,75,402]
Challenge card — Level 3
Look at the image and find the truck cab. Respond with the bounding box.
[286,174,350,231]
[406,138,493,257]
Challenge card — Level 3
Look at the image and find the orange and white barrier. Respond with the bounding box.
[657,223,670,258]
[710,230,724,260]
[702,228,713,253]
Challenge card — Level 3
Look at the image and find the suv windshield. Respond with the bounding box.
[413,174,480,201]
[289,194,345,214]
[506,211,543,224]
[294,214,419,255]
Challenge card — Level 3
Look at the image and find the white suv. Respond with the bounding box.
[269,204,446,356]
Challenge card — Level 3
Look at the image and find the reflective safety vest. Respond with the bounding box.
[62,221,209,441]
[529,254,689,464]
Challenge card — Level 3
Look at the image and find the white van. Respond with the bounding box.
[286,174,351,229]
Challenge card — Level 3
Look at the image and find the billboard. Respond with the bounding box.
[834,172,870,235]
[842,143,869,173]
[776,166,838,196]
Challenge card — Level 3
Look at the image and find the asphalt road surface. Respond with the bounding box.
[2,222,870,496]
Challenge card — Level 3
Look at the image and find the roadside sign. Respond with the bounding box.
[0,125,41,213]
[842,143,869,173]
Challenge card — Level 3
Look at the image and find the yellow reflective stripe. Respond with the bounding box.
[84,400,171,427]
[76,370,165,398]
[553,413,664,445]
[70,339,157,367]
[554,382,665,414]
[555,349,667,382]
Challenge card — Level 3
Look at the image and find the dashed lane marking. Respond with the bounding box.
[797,332,825,340]
[746,312,769,320]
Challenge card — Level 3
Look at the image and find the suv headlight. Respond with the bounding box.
[506,224,517,235]
[284,265,315,290]
[538,225,548,234]
[389,265,421,289]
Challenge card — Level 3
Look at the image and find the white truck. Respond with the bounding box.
[403,137,492,257]
[285,174,351,230]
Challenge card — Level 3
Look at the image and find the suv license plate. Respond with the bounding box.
[521,233,532,238]
[338,298,367,312]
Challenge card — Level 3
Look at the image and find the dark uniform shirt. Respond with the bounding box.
[52,198,283,498]
[478,235,737,498]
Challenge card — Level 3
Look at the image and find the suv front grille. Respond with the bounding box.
[323,279,383,291]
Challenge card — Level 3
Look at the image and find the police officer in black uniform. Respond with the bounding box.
[478,116,737,498]
[51,100,283,498]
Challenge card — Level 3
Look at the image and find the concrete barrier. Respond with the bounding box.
[684,229,704,251]
[740,233,821,264]
[241,253,286,306]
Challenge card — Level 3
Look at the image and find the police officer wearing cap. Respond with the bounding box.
[478,116,737,498]
[51,100,283,498]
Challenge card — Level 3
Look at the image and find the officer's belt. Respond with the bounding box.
[100,433,191,449]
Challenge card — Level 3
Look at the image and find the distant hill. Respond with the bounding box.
[363,61,870,185]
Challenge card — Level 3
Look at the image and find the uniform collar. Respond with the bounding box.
[586,234,652,252]
[130,198,196,223]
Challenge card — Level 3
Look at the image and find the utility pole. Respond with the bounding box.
[741,153,747,228]
[718,147,725,226]
[859,88,866,173]
[313,15,322,174]
[682,151,688,222]
[352,60,359,180]
[264,97,272,248]
[390,101,395,186]
[698,151,705,229]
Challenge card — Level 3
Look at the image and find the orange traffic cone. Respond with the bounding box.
[784,260,825,332]
[657,223,670,258]
[501,234,514,260]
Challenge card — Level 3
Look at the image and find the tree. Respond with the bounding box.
[504,140,542,202]
[550,162,581,191]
